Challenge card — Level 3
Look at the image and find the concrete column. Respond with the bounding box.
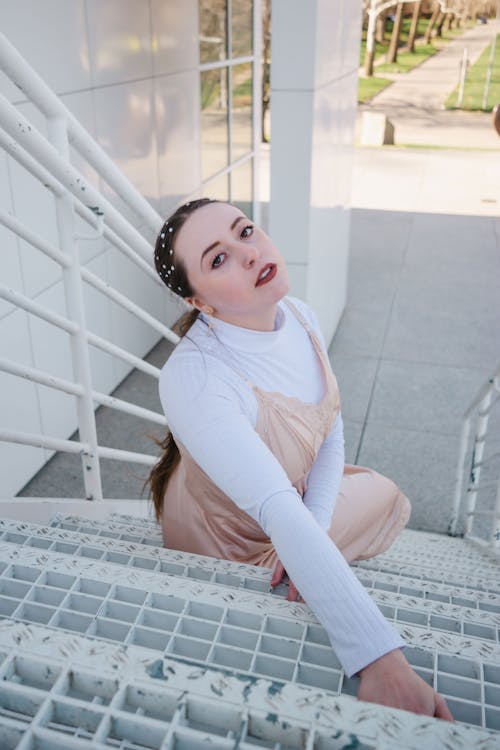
[269,0,361,345]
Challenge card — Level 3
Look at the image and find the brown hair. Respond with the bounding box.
[147,198,218,520]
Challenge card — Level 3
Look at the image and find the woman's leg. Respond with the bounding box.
[328,464,411,564]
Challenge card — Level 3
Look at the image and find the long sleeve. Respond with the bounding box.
[160,356,404,677]
[302,412,345,531]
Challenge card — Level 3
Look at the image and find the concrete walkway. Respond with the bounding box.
[358,22,500,148]
[332,146,500,536]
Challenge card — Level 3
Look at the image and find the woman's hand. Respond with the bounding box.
[358,648,453,721]
[271,559,303,602]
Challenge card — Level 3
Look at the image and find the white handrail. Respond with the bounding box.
[0,97,155,261]
[449,364,500,550]
[0,359,167,426]
[0,32,180,501]
[0,31,160,232]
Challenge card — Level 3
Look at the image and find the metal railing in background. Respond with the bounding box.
[449,363,500,552]
[0,32,181,503]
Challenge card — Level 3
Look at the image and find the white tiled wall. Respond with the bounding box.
[270,0,361,345]
[0,0,201,496]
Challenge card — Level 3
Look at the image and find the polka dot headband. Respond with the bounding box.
[155,202,191,292]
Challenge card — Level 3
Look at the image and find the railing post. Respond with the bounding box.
[46,115,102,501]
[492,475,500,549]
[464,390,492,536]
[448,416,470,536]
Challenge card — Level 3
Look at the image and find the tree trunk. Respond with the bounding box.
[376,10,389,43]
[364,1,378,76]
[435,11,445,37]
[424,2,440,43]
[442,13,453,34]
[261,0,271,143]
[387,3,404,64]
[407,0,423,52]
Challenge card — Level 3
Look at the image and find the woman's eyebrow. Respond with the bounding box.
[199,215,246,268]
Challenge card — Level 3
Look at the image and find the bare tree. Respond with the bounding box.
[407,0,423,51]
[424,1,441,41]
[387,2,405,63]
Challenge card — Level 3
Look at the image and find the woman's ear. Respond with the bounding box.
[186,297,216,317]
[185,296,202,312]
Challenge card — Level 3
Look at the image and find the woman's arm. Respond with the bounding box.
[302,412,345,530]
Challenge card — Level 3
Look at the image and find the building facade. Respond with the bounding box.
[0,0,360,497]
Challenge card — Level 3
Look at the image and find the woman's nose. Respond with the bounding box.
[242,244,259,268]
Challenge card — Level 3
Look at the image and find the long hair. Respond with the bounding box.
[146,198,217,521]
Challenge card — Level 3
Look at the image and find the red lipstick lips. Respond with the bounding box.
[255,263,277,287]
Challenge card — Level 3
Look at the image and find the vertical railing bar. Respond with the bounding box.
[464,391,492,536]
[449,416,471,536]
[46,114,102,501]
[491,475,500,549]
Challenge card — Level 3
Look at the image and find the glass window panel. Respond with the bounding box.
[203,173,229,202]
[199,0,228,63]
[231,0,253,58]
[201,68,229,180]
[231,63,252,162]
[230,159,253,218]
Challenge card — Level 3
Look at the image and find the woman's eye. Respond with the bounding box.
[211,252,226,269]
[241,224,254,238]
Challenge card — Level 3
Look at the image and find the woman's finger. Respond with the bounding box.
[287,580,301,602]
[271,560,285,587]
[434,693,454,722]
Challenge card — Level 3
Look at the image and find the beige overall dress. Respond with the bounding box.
[162,299,411,569]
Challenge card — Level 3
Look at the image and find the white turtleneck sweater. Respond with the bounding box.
[159,296,404,677]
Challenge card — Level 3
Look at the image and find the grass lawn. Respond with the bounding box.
[360,17,431,68]
[376,42,437,74]
[358,76,393,103]
[445,33,500,111]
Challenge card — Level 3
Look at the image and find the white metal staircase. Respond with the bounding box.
[1,31,500,750]
[0,514,499,748]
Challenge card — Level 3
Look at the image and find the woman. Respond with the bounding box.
[149,198,453,720]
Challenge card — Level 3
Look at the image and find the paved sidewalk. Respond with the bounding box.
[358,22,500,148]
[331,146,500,536]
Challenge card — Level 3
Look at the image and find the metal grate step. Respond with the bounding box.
[0,619,497,750]
[0,513,499,747]
[1,518,499,649]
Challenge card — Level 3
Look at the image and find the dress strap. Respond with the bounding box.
[282,297,313,334]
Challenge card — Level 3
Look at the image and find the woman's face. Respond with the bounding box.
[174,202,290,329]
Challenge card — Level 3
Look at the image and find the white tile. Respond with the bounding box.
[269,90,312,264]
[307,205,349,346]
[0,0,90,104]
[0,152,24,319]
[340,0,362,76]
[270,0,316,91]
[86,0,153,87]
[285,262,307,300]
[310,82,341,208]
[93,79,159,218]
[0,310,45,497]
[7,144,62,298]
[155,71,201,214]
[105,246,165,371]
[314,0,343,87]
[151,0,199,76]
[83,253,116,396]
[60,90,106,266]
[28,282,78,441]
